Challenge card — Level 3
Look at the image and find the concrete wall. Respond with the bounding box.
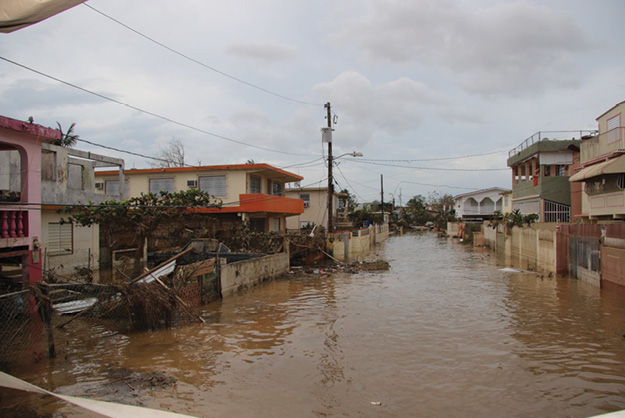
[482,222,558,275]
[330,224,389,261]
[220,252,290,296]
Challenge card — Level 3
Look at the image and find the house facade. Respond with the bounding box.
[95,164,304,233]
[0,116,59,289]
[506,131,591,222]
[284,186,348,231]
[454,187,509,221]
[569,101,625,221]
[40,143,124,278]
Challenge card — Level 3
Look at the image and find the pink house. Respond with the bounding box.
[0,116,60,288]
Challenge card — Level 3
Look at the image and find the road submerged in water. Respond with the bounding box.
[2,232,625,417]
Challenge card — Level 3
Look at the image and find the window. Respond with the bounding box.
[300,193,310,207]
[271,218,280,232]
[268,180,283,196]
[149,178,175,194]
[249,218,265,232]
[105,179,128,196]
[300,221,311,228]
[555,165,567,177]
[68,163,84,190]
[48,222,73,255]
[106,180,119,195]
[41,151,56,181]
[585,174,625,195]
[200,175,226,196]
[544,165,551,177]
[607,114,621,143]
[250,176,261,193]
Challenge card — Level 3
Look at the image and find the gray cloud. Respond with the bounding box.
[329,0,596,96]
[225,41,299,64]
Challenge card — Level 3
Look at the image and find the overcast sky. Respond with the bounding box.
[1,0,624,205]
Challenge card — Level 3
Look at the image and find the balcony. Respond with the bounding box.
[192,194,305,216]
[0,209,29,248]
[580,127,625,163]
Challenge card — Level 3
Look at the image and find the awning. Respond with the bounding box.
[0,0,86,33]
[569,154,625,182]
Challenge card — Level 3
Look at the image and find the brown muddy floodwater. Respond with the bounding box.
[2,232,625,417]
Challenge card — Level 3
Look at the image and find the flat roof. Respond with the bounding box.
[96,163,303,182]
[0,115,60,142]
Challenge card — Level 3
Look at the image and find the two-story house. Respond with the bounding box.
[0,116,59,289]
[569,101,625,220]
[285,186,349,231]
[454,187,509,221]
[95,164,304,233]
[506,131,593,222]
[40,143,124,279]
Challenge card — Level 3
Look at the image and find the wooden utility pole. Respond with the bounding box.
[380,174,384,224]
[325,102,334,233]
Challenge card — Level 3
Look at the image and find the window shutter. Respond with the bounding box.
[48,223,73,254]
[149,178,175,194]
[199,175,226,196]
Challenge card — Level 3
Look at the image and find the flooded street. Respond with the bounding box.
[4,232,625,417]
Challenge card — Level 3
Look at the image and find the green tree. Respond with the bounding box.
[55,122,79,147]
[61,189,221,274]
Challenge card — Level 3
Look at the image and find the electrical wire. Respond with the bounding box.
[82,3,323,107]
[0,55,317,157]
[349,159,508,171]
[358,149,507,162]
[335,164,366,202]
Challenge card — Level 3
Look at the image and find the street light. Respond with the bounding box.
[335,151,363,159]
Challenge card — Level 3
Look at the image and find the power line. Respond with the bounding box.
[349,159,508,171]
[75,137,182,166]
[0,55,317,157]
[82,3,322,107]
[335,164,366,202]
[358,149,507,163]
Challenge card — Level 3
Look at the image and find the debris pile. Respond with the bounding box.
[289,258,391,277]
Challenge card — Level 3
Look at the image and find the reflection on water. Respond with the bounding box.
[2,233,625,417]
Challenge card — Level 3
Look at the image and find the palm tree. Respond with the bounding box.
[55,122,79,147]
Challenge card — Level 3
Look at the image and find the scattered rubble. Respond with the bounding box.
[289,259,390,277]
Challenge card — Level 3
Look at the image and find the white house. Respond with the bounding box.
[454,187,510,220]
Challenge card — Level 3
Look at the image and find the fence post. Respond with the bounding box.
[31,283,56,358]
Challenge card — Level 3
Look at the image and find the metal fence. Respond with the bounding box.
[544,200,570,223]
[0,289,47,369]
[508,130,598,158]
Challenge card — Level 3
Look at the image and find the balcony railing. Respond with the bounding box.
[0,210,28,238]
[580,127,625,163]
[508,130,597,158]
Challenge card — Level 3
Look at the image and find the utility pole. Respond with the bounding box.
[380,174,384,224]
[325,102,334,233]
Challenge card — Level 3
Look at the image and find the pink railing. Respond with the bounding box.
[0,210,28,238]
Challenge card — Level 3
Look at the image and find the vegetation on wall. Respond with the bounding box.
[488,209,539,229]
[61,189,221,256]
